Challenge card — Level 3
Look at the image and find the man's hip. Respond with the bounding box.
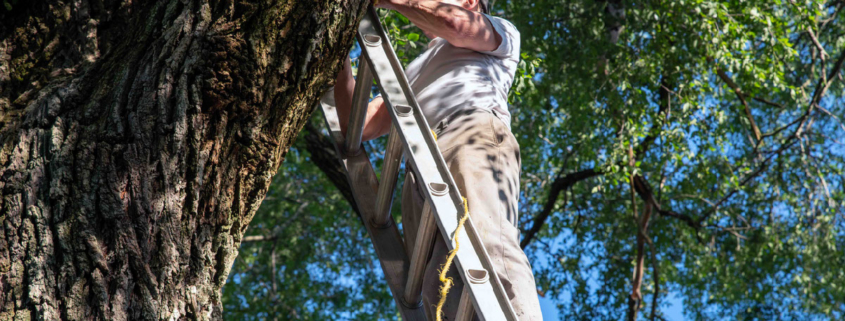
[400,108,542,320]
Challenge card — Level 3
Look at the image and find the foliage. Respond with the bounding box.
[224,1,845,320]
[509,0,845,319]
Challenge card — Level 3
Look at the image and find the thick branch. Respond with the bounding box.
[632,175,700,229]
[627,201,653,321]
[520,168,600,249]
[647,235,660,321]
[304,121,362,216]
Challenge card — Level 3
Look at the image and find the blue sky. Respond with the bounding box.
[538,290,686,320]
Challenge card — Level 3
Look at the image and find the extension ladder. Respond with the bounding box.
[317,5,519,321]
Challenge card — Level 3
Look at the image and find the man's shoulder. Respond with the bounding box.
[484,14,520,37]
[478,14,520,59]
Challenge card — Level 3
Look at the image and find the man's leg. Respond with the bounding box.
[401,109,543,320]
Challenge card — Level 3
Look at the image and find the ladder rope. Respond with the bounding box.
[430,127,464,321]
[435,196,470,321]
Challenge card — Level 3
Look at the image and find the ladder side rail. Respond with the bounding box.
[357,6,518,320]
[372,125,403,227]
[345,50,374,155]
[318,92,426,321]
[403,201,438,305]
[456,288,476,321]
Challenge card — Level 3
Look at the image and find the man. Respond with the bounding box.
[333,0,543,319]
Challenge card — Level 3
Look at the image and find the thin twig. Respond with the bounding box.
[806,27,829,61]
[715,68,763,141]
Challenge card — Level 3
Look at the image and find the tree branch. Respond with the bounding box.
[242,201,311,243]
[751,96,785,109]
[688,48,845,225]
[303,121,362,216]
[628,201,653,321]
[764,48,845,140]
[806,27,829,61]
[520,168,601,249]
[242,235,279,242]
[632,175,700,229]
[647,234,660,321]
[634,76,672,160]
[715,68,763,141]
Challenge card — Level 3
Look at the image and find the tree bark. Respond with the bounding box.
[0,0,366,319]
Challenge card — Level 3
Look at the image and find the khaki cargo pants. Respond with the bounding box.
[401,108,543,320]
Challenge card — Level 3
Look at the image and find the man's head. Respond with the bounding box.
[439,0,490,14]
[478,0,489,14]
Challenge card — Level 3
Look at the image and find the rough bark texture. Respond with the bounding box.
[0,0,366,319]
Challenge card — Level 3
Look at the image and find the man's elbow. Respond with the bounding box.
[440,14,467,41]
[442,14,500,51]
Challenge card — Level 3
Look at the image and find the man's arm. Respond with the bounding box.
[334,57,392,142]
[376,0,502,52]
[334,1,503,142]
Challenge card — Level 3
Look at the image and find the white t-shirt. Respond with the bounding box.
[397,14,521,129]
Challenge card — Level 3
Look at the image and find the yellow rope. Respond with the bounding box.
[435,196,470,321]
[429,126,465,320]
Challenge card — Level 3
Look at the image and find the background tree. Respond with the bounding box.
[0,0,369,319]
[224,1,845,320]
[511,0,845,319]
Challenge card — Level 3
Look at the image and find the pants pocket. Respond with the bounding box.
[490,109,510,145]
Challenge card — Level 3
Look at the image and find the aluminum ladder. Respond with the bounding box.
[317,5,519,321]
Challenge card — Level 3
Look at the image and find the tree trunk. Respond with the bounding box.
[0,0,366,319]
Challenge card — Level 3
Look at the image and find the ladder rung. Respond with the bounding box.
[456,288,475,321]
[373,125,403,227]
[403,201,437,305]
[345,55,374,155]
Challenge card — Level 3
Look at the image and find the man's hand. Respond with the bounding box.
[375,0,501,53]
